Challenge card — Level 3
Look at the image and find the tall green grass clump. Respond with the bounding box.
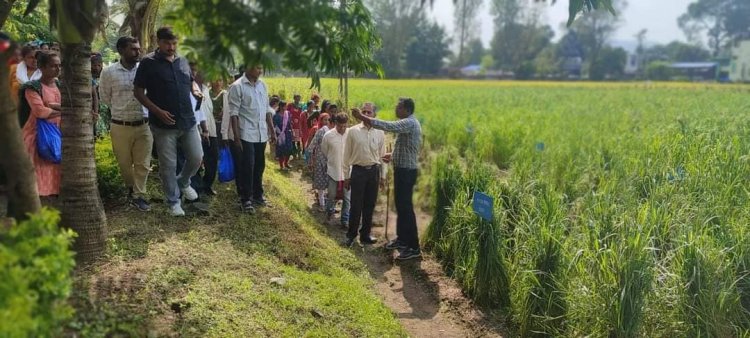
[610,225,653,337]
[0,209,76,337]
[509,187,569,338]
[436,162,511,308]
[514,226,568,337]
[474,184,511,308]
[679,233,744,337]
[729,227,750,330]
[424,147,463,253]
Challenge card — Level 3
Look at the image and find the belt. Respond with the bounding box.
[111,118,149,126]
[353,164,379,170]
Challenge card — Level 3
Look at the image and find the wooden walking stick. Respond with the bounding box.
[384,143,392,241]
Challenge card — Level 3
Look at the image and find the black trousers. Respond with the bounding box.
[230,142,246,200]
[394,167,419,249]
[201,136,219,191]
[235,140,257,202]
[251,142,266,200]
[233,141,267,202]
[347,165,380,240]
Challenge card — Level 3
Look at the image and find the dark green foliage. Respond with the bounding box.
[589,46,627,80]
[169,0,382,89]
[0,209,76,337]
[405,19,452,76]
[5,0,55,43]
[95,137,125,200]
[645,61,674,81]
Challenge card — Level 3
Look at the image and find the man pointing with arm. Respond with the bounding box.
[352,97,422,260]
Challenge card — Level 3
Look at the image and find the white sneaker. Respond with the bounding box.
[170,203,186,217]
[181,186,198,201]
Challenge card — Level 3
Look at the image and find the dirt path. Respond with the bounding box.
[287,166,505,337]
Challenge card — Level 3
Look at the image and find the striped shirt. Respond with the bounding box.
[371,115,421,169]
[99,62,147,121]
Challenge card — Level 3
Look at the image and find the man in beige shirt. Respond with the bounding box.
[342,103,386,247]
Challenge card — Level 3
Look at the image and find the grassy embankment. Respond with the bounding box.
[67,138,406,337]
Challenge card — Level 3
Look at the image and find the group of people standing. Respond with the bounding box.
[5,25,424,261]
[298,95,423,260]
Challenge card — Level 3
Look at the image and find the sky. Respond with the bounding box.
[427,0,693,50]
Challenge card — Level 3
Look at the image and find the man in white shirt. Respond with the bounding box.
[342,103,386,246]
[99,36,153,211]
[227,64,277,212]
[321,113,350,226]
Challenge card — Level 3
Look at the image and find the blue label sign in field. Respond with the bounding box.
[472,191,494,221]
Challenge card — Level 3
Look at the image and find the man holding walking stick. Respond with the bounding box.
[352,98,422,261]
[343,103,386,247]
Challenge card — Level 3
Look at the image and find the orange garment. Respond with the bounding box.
[22,84,61,196]
[9,63,19,105]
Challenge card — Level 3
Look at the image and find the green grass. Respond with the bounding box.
[68,147,406,337]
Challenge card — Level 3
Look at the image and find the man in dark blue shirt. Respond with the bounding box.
[134,26,203,216]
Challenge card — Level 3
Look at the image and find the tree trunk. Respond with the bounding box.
[344,71,349,110]
[59,43,107,263]
[0,42,42,220]
[0,1,15,28]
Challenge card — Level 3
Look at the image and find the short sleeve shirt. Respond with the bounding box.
[133,51,196,130]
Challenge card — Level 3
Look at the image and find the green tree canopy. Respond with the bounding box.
[678,0,750,56]
[4,0,54,43]
[405,19,451,75]
[644,41,711,63]
[169,0,382,88]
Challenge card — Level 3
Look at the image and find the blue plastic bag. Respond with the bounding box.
[36,119,62,164]
[218,145,235,183]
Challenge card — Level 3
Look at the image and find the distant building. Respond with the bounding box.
[669,62,718,81]
[625,53,639,76]
[728,39,750,82]
[460,64,481,77]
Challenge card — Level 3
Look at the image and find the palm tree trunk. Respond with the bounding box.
[59,43,107,263]
[0,44,42,220]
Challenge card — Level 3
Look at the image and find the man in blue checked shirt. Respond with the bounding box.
[352,97,422,261]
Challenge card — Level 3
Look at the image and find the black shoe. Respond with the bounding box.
[396,248,421,261]
[130,197,151,212]
[342,237,355,247]
[241,201,256,214]
[204,188,217,196]
[384,239,406,250]
[252,198,272,208]
[360,236,378,245]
